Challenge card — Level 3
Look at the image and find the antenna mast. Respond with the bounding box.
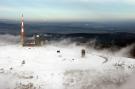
[21,14,24,46]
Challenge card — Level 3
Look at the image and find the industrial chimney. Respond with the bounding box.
[20,14,25,46]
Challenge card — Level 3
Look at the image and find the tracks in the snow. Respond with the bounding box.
[90,53,109,64]
[98,55,109,63]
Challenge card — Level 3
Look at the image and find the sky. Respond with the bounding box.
[0,0,135,22]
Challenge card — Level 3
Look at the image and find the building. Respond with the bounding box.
[20,14,45,46]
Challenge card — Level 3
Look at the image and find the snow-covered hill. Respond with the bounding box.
[0,41,135,89]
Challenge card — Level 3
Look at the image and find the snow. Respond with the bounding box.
[0,43,135,89]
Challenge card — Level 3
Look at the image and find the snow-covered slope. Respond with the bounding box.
[0,43,135,89]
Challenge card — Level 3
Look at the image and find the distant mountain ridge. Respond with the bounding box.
[0,21,135,34]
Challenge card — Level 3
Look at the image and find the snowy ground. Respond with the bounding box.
[0,42,135,89]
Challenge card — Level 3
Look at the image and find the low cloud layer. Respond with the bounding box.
[0,34,134,89]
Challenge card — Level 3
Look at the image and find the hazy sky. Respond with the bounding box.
[1,0,135,22]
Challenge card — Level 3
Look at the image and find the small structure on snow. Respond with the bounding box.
[81,49,86,58]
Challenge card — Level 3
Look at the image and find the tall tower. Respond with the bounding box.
[21,14,25,46]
